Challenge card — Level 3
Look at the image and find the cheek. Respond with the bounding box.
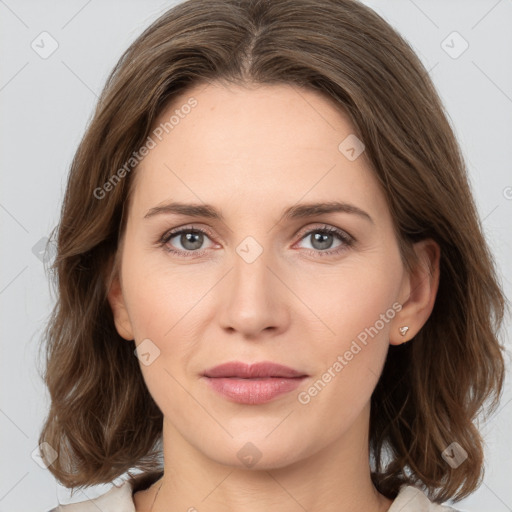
[295,254,401,346]
[293,255,401,406]
[120,241,202,340]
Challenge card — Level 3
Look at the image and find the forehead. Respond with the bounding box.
[130,82,387,220]
[152,81,357,157]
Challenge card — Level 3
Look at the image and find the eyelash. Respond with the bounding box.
[157,224,355,259]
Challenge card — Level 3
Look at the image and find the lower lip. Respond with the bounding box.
[203,376,307,404]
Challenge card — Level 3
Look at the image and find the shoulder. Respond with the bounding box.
[389,485,466,512]
[45,479,136,512]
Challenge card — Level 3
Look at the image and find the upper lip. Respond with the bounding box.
[203,361,307,378]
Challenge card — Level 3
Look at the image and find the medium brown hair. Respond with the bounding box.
[38,0,507,502]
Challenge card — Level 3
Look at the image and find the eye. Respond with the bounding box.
[159,226,216,256]
[295,225,354,256]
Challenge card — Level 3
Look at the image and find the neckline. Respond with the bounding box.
[87,479,447,512]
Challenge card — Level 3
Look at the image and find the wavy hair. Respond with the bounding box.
[38,0,507,502]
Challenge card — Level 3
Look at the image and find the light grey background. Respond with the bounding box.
[1,1,511,511]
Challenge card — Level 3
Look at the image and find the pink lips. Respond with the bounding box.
[202,361,308,405]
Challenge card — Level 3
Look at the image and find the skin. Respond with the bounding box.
[108,81,440,512]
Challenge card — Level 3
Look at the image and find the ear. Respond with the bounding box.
[390,238,440,345]
[107,272,135,341]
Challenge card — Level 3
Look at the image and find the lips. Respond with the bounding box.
[202,361,308,404]
[203,361,307,379]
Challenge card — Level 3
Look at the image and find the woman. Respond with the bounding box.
[39,0,506,511]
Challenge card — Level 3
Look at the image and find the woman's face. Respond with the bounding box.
[110,82,414,468]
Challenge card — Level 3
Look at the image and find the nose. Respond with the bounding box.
[216,242,290,339]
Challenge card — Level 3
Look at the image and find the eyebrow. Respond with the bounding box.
[144,200,374,224]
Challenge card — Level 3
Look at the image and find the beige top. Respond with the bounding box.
[47,479,463,512]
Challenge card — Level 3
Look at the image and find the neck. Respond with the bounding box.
[144,406,392,512]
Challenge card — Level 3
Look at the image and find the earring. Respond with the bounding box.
[399,326,409,337]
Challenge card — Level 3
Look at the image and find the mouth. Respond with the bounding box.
[202,361,308,404]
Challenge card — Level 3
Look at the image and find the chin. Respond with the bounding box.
[197,434,315,471]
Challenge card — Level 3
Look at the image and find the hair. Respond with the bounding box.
[37,0,508,503]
